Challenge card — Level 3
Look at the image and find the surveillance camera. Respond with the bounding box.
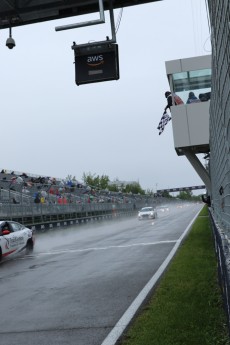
[6,37,16,49]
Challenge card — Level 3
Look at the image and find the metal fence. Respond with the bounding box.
[0,173,165,228]
[209,210,230,331]
[170,0,230,329]
[0,197,161,228]
[208,0,230,233]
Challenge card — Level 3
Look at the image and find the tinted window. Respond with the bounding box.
[141,207,153,212]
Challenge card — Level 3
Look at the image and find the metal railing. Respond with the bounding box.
[0,200,150,217]
[0,175,164,227]
[0,197,161,227]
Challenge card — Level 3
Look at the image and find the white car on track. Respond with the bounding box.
[0,221,35,261]
[156,205,170,212]
[138,207,157,220]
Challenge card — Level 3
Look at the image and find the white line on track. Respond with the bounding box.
[36,240,177,256]
[100,209,201,345]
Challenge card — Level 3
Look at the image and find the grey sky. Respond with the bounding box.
[0,0,210,192]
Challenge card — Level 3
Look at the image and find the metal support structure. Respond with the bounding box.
[183,148,211,194]
[55,0,105,31]
[108,0,116,43]
[56,0,117,46]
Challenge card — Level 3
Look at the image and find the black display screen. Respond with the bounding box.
[74,43,119,85]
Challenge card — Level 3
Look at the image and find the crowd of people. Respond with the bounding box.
[0,170,149,206]
[164,90,211,111]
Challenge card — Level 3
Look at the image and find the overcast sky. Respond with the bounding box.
[0,0,211,192]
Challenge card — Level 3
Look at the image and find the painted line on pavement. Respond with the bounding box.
[35,240,177,256]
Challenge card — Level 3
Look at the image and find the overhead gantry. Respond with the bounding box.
[0,0,161,50]
[165,55,211,193]
[0,0,161,30]
[0,0,162,85]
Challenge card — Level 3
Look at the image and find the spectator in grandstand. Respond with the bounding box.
[12,197,19,204]
[186,91,200,104]
[16,176,24,184]
[20,172,28,178]
[58,196,63,204]
[10,176,17,183]
[41,190,47,198]
[34,194,40,203]
[40,196,45,204]
[49,187,54,194]
[22,186,30,194]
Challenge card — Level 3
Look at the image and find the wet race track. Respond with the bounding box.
[0,202,202,345]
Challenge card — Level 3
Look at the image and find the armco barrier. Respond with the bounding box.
[209,210,230,332]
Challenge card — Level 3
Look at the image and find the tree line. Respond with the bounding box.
[80,172,202,201]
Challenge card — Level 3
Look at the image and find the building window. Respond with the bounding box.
[172,68,211,103]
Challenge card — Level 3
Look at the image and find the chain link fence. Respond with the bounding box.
[208,0,230,232]
[207,0,230,331]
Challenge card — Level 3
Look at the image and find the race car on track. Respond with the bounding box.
[0,221,35,261]
[138,207,157,220]
[156,205,170,212]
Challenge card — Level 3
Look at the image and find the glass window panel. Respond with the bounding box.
[172,72,187,80]
[189,69,211,78]
[172,68,211,102]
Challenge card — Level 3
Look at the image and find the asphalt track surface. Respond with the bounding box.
[0,202,202,345]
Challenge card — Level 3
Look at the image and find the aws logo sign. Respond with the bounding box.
[87,55,104,67]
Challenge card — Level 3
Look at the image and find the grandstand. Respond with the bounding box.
[0,168,154,230]
[0,169,147,205]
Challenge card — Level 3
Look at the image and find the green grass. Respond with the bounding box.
[119,206,230,345]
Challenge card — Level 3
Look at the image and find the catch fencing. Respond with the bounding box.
[0,199,158,230]
[208,0,230,233]
[209,210,230,332]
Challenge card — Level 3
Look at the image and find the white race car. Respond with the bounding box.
[138,207,157,220]
[157,205,170,212]
[0,221,35,261]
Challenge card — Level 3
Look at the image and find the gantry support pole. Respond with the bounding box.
[183,148,211,194]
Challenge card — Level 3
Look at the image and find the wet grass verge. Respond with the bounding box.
[119,206,230,345]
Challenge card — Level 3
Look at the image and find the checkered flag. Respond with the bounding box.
[157,111,171,135]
